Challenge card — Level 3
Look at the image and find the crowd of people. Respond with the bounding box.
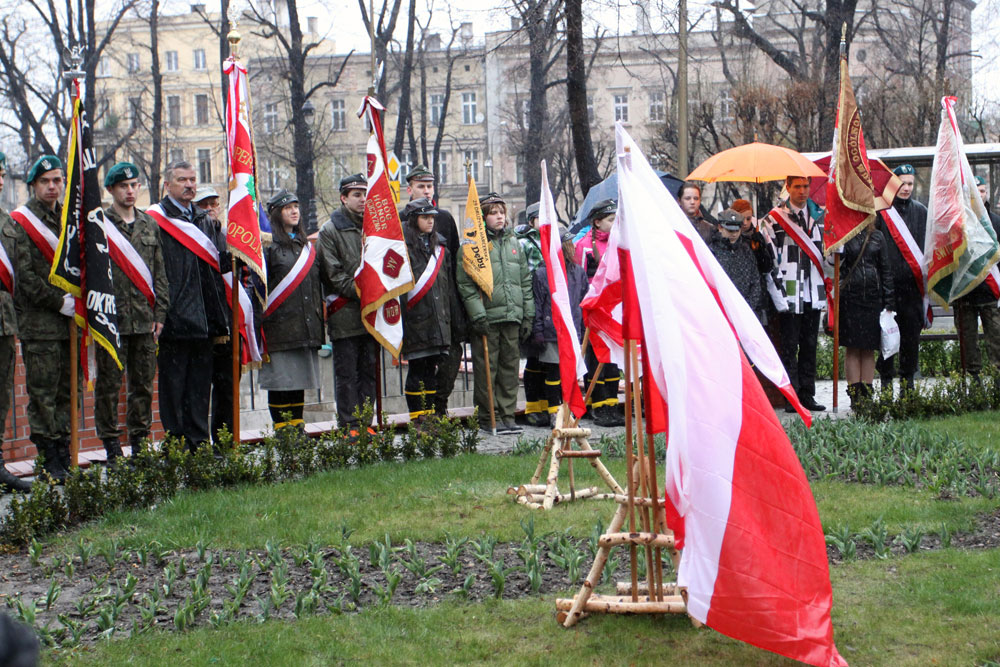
[0,150,997,494]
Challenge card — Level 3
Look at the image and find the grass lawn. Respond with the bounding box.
[33,412,1000,665]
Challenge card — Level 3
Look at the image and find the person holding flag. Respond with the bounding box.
[399,198,458,421]
[11,156,75,481]
[457,192,534,435]
[96,162,170,462]
[317,173,376,427]
[260,190,323,430]
[0,153,31,492]
[876,164,928,392]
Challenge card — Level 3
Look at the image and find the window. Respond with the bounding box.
[648,90,665,123]
[718,87,734,122]
[127,53,140,73]
[520,99,530,128]
[197,148,212,183]
[265,159,281,191]
[128,97,142,130]
[263,103,278,134]
[193,48,206,70]
[587,95,594,123]
[463,149,479,182]
[331,155,351,185]
[167,95,181,127]
[429,94,444,126]
[435,151,450,185]
[330,99,346,131]
[97,57,111,78]
[514,155,524,185]
[462,92,477,125]
[194,94,209,125]
[165,50,179,72]
[169,148,184,164]
[614,94,629,123]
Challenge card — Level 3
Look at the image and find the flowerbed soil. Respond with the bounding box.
[0,508,999,646]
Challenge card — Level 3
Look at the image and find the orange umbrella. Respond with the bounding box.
[686,142,827,183]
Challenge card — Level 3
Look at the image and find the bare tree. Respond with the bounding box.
[565,0,601,195]
[358,0,404,100]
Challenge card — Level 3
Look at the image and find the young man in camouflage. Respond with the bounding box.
[0,153,30,492]
[12,156,76,481]
[96,162,170,462]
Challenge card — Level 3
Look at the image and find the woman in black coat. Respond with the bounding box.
[839,222,894,406]
[259,190,324,428]
[400,198,455,420]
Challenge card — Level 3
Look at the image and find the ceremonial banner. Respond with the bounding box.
[925,96,1000,305]
[615,123,843,667]
[538,161,586,418]
[461,175,493,299]
[224,56,266,283]
[824,39,875,253]
[50,85,122,375]
[356,96,414,357]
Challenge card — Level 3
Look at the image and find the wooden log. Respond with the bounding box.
[599,532,675,549]
[511,484,547,494]
[558,450,603,459]
[616,581,679,596]
[551,427,592,439]
[555,596,687,615]
[561,502,629,628]
[542,435,564,510]
[515,496,545,510]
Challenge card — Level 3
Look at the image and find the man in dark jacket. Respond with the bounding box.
[0,153,31,492]
[97,162,170,461]
[876,164,928,392]
[12,156,75,481]
[711,209,764,317]
[405,164,464,415]
[318,173,375,427]
[154,161,230,450]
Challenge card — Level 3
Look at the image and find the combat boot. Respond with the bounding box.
[103,438,123,465]
[56,438,72,472]
[594,405,618,427]
[36,440,68,483]
[0,465,31,493]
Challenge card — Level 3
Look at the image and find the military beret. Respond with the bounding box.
[267,189,298,213]
[193,186,219,203]
[26,155,62,184]
[340,173,367,193]
[525,202,541,221]
[975,175,987,187]
[0,152,6,172]
[479,192,505,209]
[587,198,617,222]
[401,197,438,220]
[717,208,743,231]
[406,164,435,183]
[104,161,140,188]
[893,164,915,176]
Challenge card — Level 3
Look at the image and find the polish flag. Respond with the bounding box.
[615,123,845,667]
[579,224,625,369]
[538,161,587,418]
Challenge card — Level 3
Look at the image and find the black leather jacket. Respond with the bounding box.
[840,228,894,310]
[878,196,927,300]
[263,233,323,353]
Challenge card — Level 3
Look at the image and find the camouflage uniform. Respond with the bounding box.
[0,209,19,451]
[13,198,74,450]
[94,207,169,450]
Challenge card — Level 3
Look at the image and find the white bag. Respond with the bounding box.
[880,309,900,359]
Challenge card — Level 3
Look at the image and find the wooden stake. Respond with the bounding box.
[556,595,686,615]
[622,341,638,602]
[374,345,384,428]
[230,257,241,445]
[572,361,604,428]
[482,334,496,435]
[561,501,629,627]
[832,254,840,413]
[69,319,78,468]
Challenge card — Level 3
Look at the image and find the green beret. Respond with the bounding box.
[104,161,140,188]
[26,155,62,184]
[406,164,435,183]
[339,173,367,193]
[267,189,298,213]
[975,175,986,187]
[0,152,6,172]
[892,164,915,176]
[479,192,505,209]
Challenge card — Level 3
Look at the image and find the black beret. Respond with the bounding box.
[267,189,298,213]
[717,208,743,230]
[401,197,438,220]
[339,173,368,193]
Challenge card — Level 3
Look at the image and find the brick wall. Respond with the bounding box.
[4,340,165,463]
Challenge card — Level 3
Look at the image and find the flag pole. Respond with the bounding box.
[69,320,79,467]
[832,255,840,412]
[231,258,241,445]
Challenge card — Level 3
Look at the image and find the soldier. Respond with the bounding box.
[318,173,376,427]
[150,161,230,450]
[10,156,75,481]
[96,162,170,462]
[405,164,464,415]
[0,153,31,492]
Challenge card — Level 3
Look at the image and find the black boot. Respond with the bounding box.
[103,438,123,465]
[56,438,71,472]
[594,405,618,427]
[863,383,875,400]
[0,465,31,493]
[35,440,68,483]
[847,383,862,410]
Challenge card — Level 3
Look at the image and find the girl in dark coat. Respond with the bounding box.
[839,221,894,406]
[531,228,589,426]
[400,198,455,420]
[260,191,324,428]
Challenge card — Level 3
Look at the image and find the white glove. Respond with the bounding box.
[60,293,75,317]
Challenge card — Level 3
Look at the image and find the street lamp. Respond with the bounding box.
[301,99,317,233]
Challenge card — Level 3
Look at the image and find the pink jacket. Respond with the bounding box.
[575,227,610,279]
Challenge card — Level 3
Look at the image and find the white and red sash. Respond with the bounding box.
[0,241,13,294]
[222,272,261,363]
[104,219,156,308]
[768,207,834,321]
[405,246,444,310]
[264,242,316,317]
[11,206,58,264]
[880,207,934,326]
[146,204,220,271]
[324,293,348,318]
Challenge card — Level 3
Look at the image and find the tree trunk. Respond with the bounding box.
[524,2,549,204]
[285,0,318,234]
[565,0,600,195]
[149,0,163,194]
[393,0,417,157]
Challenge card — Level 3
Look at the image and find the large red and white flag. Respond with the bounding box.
[356,96,414,357]
[538,161,586,418]
[223,56,266,283]
[579,224,626,369]
[615,123,844,667]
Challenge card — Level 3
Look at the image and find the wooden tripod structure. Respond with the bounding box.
[556,341,690,626]
[507,404,624,509]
